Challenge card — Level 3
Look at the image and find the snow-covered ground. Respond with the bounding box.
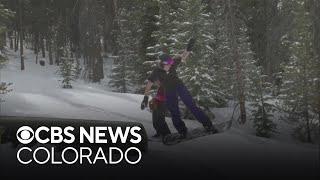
[0,48,319,177]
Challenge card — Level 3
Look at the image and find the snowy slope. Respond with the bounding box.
[0,48,319,177]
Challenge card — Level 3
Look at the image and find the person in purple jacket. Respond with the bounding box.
[141,39,217,139]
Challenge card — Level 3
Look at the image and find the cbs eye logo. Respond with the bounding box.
[16,126,34,144]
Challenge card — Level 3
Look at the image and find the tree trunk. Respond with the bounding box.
[19,0,24,70]
[55,43,60,65]
[103,0,116,53]
[34,33,39,64]
[228,0,246,124]
[48,39,53,65]
[46,37,49,51]
[9,31,13,49]
[95,51,104,81]
[75,53,80,78]
[303,76,311,142]
[311,0,320,127]
[41,35,45,58]
[305,106,311,142]
[55,14,65,65]
[79,0,108,82]
[1,31,6,48]
[14,31,18,52]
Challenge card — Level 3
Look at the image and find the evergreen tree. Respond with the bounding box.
[278,0,318,143]
[311,0,320,129]
[210,0,257,124]
[149,0,180,55]
[0,2,14,103]
[0,82,12,94]
[58,47,77,89]
[109,0,140,93]
[207,2,233,101]
[248,66,276,137]
[239,0,294,80]
[149,0,229,119]
[179,0,228,110]
[144,0,180,80]
[0,81,12,107]
[136,0,159,93]
[0,2,14,51]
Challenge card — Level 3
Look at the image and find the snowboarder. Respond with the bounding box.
[141,38,217,139]
[141,70,171,138]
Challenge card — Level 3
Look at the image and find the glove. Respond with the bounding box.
[186,38,196,51]
[149,98,158,111]
[140,95,149,110]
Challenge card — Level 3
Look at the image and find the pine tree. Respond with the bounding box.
[0,82,12,94]
[310,0,320,130]
[278,0,318,143]
[0,2,14,50]
[0,2,14,102]
[149,0,229,119]
[177,0,224,118]
[144,0,181,79]
[209,0,257,124]
[58,48,77,89]
[78,0,105,82]
[207,2,233,101]
[109,0,139,93]
[0,2,14,51]
[0,58,12,103]
[148,0,180,55]
[248,66,276,137]
[0,81,12,108]
[136,0,159,93]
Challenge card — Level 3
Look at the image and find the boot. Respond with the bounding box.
[179,128,188,139]
[152,133,161,138]
[204,124,218,134]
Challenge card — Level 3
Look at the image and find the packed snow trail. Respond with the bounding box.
[0,48,318,178]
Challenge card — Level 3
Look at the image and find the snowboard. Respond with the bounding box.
[148,120,232,145]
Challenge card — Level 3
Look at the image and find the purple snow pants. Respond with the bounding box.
[165,84,212,133]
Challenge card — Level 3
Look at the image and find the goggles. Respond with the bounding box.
[162,58,174,65]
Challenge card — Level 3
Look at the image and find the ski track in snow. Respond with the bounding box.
[0,48,318,176]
